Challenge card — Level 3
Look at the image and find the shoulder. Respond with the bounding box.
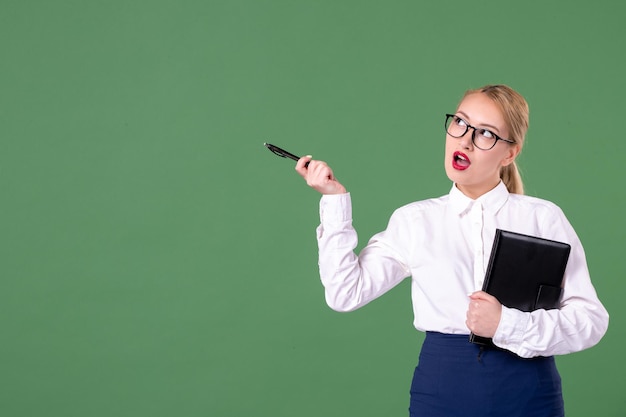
[508,193,565,214]
[506,193,570,229]
[392,194,449,218]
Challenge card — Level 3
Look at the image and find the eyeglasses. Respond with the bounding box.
[444,114,515,150]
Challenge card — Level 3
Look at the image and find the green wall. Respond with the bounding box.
[2,1,624,415]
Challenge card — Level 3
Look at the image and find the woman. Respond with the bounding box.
[294,85,609,417]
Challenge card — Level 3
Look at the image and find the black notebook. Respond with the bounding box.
[469,229,571,346]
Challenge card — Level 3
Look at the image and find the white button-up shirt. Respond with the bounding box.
[316,181,609,358]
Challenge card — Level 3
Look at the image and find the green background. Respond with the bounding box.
[2,1,624,416]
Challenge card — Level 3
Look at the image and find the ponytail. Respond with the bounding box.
[501,162,524,195]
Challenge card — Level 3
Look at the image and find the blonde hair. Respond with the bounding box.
[461,85,529,194]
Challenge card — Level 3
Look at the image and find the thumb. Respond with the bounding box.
[469,291,497,302]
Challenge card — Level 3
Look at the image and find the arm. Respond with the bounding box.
[492,209,609,358]
[295,156,410,312]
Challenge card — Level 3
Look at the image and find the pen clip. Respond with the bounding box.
[264,142,308,167]
[265,143,295,159]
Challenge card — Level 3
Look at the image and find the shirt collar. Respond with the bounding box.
[448,181,510,216]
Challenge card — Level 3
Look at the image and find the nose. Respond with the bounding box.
[459,127,474,149]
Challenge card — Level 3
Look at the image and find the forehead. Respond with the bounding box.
[456,93,506,132]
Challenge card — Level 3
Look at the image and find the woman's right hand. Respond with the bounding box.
[295,156,347,195]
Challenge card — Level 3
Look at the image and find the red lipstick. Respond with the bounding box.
[452,151,470,170]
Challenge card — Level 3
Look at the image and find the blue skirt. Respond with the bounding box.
[409,332,564,417]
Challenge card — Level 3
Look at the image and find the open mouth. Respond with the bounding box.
[452,151,470,170]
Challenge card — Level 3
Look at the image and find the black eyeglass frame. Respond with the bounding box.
[444,114,515,150]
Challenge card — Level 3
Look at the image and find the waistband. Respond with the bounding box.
[423,331,552,361]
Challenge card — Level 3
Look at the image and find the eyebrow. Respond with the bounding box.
[456,111,502,133]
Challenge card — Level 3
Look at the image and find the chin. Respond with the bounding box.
[444,166,461,184]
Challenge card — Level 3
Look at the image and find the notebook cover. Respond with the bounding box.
[469,229,571,346]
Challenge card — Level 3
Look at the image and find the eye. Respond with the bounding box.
[478,128,495,139]
[454,116,467,127]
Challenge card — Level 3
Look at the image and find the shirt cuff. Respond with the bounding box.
[492,306,529,352]
[319,193,352,225]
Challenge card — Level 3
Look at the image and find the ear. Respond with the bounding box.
[501,144,521,167]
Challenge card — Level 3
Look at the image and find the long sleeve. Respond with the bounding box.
[313,183,609,359]
[316,193,411,312]
[492,204,609,358]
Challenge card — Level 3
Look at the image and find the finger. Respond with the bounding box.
[295,155,313,176]
[308,163,333,187]
[469,291,498,303]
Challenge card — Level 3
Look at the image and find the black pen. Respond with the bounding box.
[264,143,310,167]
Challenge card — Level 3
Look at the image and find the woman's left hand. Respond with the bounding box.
[466,291,502,338]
